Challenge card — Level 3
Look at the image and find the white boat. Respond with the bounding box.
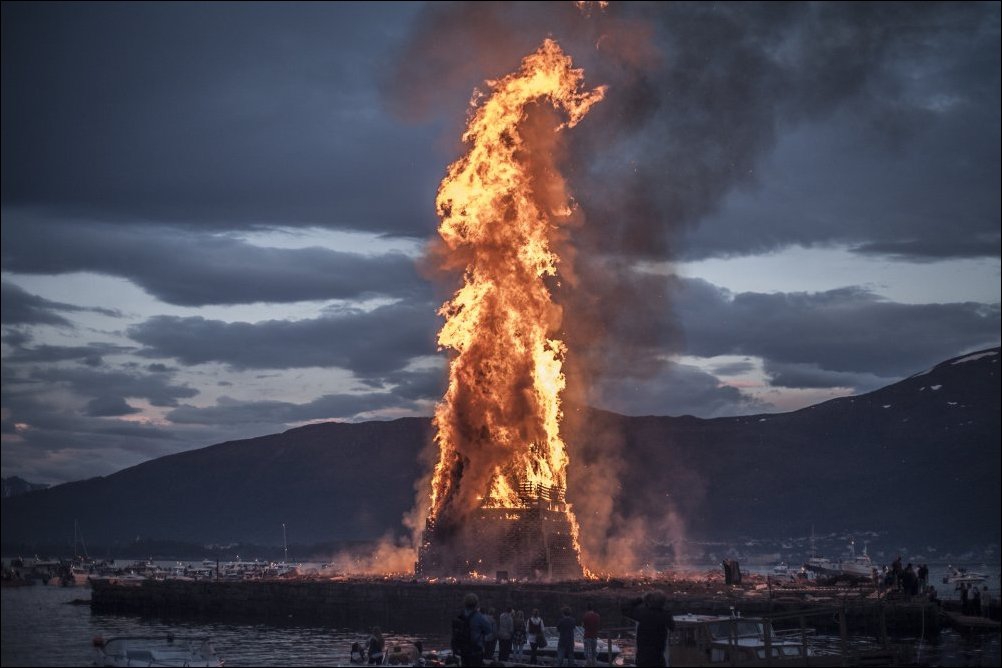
[837,540,874,580]
[537,626,623,665]
[803,555,839,577]
[92,635,223,667]
[942,565,988,586]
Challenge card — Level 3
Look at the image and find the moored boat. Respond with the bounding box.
[92,635,223,667]
[943,565,989,586]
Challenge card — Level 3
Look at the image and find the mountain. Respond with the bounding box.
[1,476,49,499]
[2,348,998,555]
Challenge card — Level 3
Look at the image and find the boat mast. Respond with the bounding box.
[282,523,288,564]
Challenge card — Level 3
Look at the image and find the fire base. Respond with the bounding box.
[416,504,583,581]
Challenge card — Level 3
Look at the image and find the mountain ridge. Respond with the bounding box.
[2,347,998,555]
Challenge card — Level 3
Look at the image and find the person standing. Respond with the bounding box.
[982,587,992,618]
[498,607,515,661]
[366,626,384,665]
[959,582,970,615]
[972,586,982,617]
[452,593,493,667]
[582,601,601,667]
[513,610,528,661]
[485,608,499,661]
[622,591,675,667]
[527,608,545,665]
[556,606,576,667]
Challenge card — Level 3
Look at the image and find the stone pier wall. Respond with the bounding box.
[90,579,938,638]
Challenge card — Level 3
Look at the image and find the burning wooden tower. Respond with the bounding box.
[421,41,603,581]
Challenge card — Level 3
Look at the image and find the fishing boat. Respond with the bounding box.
[837,540,874,580]
[92,635,223,667]
[942,565,989,586]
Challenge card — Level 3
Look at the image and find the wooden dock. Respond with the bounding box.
[942,610,1001,632]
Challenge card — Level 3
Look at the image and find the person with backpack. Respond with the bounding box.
[451,593,493,666]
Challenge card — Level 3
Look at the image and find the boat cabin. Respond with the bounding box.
[671,613,817,666]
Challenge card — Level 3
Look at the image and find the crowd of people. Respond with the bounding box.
[958,582,993,617]
[448,590,674,667]
[872,558,995,618]
[875,557,930,596]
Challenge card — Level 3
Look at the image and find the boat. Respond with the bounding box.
[92,635,223,667]
[837,540,874,580]
[670,612,826,665]
[420,627,623,666]
[666,611,896,666]
[803,535,873,581]
[802,528,840,578]
[802,554,839,578]
[537,626,623,665]
[942,565,989,586]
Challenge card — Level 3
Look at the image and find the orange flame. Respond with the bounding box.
[428,39,605,567]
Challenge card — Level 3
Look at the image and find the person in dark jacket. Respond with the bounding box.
[622,591,675,667]
[555,606,576,667]
[456,593,494,667]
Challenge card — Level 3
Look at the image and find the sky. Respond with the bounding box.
[2,2,999,485]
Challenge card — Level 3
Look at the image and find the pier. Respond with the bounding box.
[90,577,941,639]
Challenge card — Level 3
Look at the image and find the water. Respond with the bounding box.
[1,585,444,666]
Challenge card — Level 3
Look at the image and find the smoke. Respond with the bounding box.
[384,1,965,574]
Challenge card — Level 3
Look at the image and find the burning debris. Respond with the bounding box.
[419,40,604,580]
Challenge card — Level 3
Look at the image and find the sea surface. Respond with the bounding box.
[2,563,999,667]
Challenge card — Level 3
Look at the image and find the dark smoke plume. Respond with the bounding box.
[385,1,986,572]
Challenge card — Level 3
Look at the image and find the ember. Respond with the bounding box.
[419,40,604,580]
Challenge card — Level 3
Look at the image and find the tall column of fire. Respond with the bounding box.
[418,40,604,580]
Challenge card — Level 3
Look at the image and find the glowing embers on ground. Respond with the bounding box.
[420,39,604,580]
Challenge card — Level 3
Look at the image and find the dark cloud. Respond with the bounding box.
[85,395,141,417]
[1,2,438,237]
[591,362,769,418]
[390,2,999,264]
[1,282,118,326]
[166,392,416,426]
[676,277,1001,379]
[127,300,438,377]
[5,342,134,366]
[762,361,889,391]
[2,216,427,306]
[22,365,199,408]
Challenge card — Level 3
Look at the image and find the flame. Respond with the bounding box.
[427,39,604,570]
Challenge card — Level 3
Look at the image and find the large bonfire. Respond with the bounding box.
[423,39,604,578]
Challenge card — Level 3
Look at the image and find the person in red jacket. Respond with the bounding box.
[582,601,601,667]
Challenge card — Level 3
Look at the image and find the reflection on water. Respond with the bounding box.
[2,584,999,667]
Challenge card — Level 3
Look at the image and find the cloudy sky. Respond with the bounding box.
[2,2,999,485]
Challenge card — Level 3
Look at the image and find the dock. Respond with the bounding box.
[90,576,942,639]
[941,610,1001,632]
